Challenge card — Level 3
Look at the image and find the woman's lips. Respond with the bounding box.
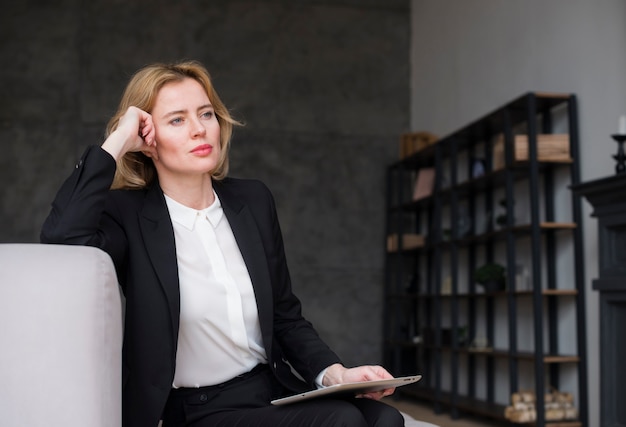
[191,144,213,156]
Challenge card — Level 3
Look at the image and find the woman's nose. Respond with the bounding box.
[191,119,206,137]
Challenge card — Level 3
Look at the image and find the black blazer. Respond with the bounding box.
[41,146,341,427]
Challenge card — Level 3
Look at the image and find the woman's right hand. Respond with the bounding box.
[101,106,156,161]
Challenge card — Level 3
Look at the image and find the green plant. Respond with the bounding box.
[474,263,506,285]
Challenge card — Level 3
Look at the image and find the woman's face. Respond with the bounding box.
[150,78,221,181]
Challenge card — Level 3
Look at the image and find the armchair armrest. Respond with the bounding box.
[0,244,123,427]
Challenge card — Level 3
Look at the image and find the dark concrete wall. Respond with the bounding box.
[0,0,409,366]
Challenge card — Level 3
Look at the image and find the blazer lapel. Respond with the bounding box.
[138,183,180,344]
[214,181,274,351]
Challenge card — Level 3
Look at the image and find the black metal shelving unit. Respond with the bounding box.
[383,93,588,426]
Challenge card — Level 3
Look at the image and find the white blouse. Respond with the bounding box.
[165,192,267,388]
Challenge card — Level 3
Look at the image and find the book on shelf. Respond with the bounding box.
[412,168,435,201]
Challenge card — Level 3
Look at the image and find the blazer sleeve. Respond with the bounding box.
[40,145,128,268]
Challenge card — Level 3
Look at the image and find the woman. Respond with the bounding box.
[41,60,404,427]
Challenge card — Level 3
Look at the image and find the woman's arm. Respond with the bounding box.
[40,107,155,257]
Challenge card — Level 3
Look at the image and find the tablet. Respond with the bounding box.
[270,375,421,406]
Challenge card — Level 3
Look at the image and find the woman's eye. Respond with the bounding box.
[201,111,214,119]
[170,117,183,125]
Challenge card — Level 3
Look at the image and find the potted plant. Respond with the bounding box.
[474,263,506,292]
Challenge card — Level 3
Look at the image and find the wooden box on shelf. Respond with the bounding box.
[387,233,425,252]
[399,131,438,159]
[493,133,570,170]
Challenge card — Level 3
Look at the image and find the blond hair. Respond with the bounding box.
[107,61,240,189]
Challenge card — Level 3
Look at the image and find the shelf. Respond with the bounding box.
[386,233,425,252]
[390,162,573,211]
[464,222,577,241]
[514,222,577,231]
[385,222,577,254]
[466,349,580,363]
[386,292,420,300]
[383,92,586,426]
[422,346,580,363]
[387,338,581,364]
[423,92,574,155]
[535,422,581,427]
[440,222,577,248]
[407,289,578,299]
[400,386,582,427]
[392,93,575,170]
[518,289,578,297]
[399,385,582,427]
[399,384,508,421]
[386,339,421,348]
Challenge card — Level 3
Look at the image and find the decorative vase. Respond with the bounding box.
[480,279,505,293]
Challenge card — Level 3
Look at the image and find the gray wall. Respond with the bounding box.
[0,0,410,366]
[410,0,626,423]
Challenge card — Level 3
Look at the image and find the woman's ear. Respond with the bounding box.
[141,144,159,161]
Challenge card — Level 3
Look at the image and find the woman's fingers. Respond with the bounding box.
[134,108,154,146]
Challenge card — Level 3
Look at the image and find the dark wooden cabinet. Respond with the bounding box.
[573,174,626,427]
[383,93,588,426]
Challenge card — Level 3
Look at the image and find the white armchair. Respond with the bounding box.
[0,244,436,427]
[0,244,123,427]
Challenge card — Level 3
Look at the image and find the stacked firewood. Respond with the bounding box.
[504,389,578,423]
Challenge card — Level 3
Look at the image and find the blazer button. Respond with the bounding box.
[199,393,208,402]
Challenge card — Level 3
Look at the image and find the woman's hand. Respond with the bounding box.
[102,106,156,161]
[322,363,396,400]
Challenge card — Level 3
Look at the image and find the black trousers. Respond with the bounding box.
[162,364,405,427]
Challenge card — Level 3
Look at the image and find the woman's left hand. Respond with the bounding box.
[322,364,396,400]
